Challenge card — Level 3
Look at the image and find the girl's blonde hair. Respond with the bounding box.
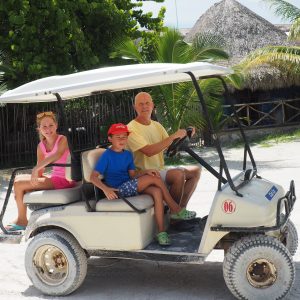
[36,111,57,141]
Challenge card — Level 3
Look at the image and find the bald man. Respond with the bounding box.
[127,92,201,209]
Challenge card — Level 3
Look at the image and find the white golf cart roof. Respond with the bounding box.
[0,62,232,103]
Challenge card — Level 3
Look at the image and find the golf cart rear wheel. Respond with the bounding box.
[282,217,298,256]
[223,235,295,300]
[25,229,87,296]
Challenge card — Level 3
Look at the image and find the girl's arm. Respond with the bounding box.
[90,170,118,200]
[33,136,68,173]
[36,146,45,177]
[31,144,47,185]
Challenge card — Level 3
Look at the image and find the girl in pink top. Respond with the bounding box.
[5,111,75,231]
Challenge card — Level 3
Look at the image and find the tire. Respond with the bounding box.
[25,229,87,296]
[223,235,295,300]
[282,218,298,256]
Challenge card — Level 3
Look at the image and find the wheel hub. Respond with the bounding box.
[246,258,277,288]
[33,245,68,286]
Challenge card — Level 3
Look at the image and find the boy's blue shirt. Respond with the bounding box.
[94,148,135,188]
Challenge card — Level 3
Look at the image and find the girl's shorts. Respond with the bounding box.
[51,176,76,190]
[118,178,138,198]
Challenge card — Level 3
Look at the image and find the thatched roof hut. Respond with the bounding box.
[185,0,300,91]
[185,0,289,58]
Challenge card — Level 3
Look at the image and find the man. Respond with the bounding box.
[127,91,201,209]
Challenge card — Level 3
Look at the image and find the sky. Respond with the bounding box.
[139,0,299,28]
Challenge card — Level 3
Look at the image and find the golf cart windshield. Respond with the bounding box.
[0,62,256,194]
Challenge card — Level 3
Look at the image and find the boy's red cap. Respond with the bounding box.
[108,123,130,135]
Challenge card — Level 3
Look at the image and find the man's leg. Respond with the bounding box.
[166,166,201,208]
[180,166,201,207]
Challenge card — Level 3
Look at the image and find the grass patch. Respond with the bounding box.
[251,129,300,146]
[222,129,300,149]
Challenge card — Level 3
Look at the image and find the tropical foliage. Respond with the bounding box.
[0,50,14,95]
[111,28,241,132]
[240,1,300,76]
[0,0,165,89]
[264,0,300,40]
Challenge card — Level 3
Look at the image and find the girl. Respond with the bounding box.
[5,111,75,231]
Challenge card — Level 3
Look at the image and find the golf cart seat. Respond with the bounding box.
[24,182,82,207]
[24,155,82,208]
[81,148,154,212]
[80,148,157,249]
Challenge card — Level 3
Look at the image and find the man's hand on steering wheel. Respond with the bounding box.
[166,127,194,157]
[171,129,187,140]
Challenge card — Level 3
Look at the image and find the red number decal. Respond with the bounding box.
[222,200,236,214]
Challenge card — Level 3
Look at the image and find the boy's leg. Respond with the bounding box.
[137,175,181,213]
[143,186,165,232]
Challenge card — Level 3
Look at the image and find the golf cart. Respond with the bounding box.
[0,62,297,299]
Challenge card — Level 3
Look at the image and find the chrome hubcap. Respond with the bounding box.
[33,245,68,285]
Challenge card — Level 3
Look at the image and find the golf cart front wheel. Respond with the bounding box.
[281,217,298,256]
[223,235,295,300]
[25,229,87,296]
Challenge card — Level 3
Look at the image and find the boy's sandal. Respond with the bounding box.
[170,208,196,221]
[156,231,171,246]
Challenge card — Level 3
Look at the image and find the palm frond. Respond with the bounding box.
[0,82,7,96]
[225,66,245,90]
[110,39,144,63]
[156,28,192,63]
[241,46,300,71]
[0,64,16,75]
[191,33,229,61]
[263,0,300,22]
[289,17,300,41]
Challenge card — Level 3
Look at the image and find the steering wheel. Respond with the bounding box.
[166,127,193,157]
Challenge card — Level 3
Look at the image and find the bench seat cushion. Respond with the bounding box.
[95,194,153,212]
[24,182,82,205]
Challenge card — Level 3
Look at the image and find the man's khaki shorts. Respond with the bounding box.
[159,167,185,182]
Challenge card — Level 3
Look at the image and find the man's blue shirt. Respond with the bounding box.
[94,148,135,188]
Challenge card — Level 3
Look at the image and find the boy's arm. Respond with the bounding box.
[90,170,118,200]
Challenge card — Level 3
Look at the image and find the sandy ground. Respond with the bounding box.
[0,139,300,300]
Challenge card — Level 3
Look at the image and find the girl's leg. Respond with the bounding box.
[137,175,181,214]
[142,186,165,233]
[12,175,54,226]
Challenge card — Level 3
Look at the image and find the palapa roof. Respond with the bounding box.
[185,0,289,58]
[185,0,299,91]
[242,65,300,91]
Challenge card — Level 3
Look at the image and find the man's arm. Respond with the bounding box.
[140,129,187,157]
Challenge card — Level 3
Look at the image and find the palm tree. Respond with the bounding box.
[264,0,300,40]
[240,1,300,75]
[111,28,240,132]
[0,50,15,94]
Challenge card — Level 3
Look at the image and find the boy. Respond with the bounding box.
[90,123,196,246]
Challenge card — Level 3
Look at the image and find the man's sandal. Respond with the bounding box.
[170,208,196,221]
[156,231,171,246]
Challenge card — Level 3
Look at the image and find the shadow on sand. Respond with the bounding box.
[21,258,300,300]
